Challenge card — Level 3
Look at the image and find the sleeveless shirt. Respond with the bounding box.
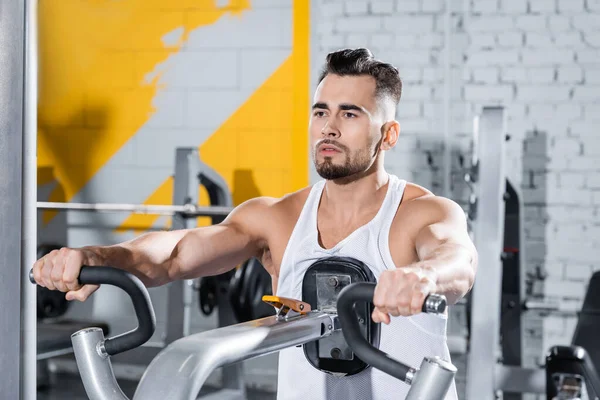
[275,174,458,400]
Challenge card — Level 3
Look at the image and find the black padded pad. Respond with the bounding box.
[549,270,600,399]
[38,319,109,354]
[546,345,600,399]
[301,257,379,376]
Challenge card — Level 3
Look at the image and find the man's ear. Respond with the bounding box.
[380,120,400,150]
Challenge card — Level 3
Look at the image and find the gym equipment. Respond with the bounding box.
[132,256,397,399]
[37,148,248,393]
[37,285,69,319]
[1,0,37,398]
[301,257,378,376]
[544,271,600,400]
[31,257,453,400]
[35,243,111,389]
[465,106,512,398]
[36,244,70,319]
[29,266,156,399]
[101,147,247,397]
[198,274,219,316]
[37,201,232,218]
[465,106,550,398]
[464,107,600,399]
[337,282,457,399]
[228,257,275,323]
[546,346,600,400]
[201,257,275,324]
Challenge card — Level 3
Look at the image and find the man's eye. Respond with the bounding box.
[314,111,326,117]
[344,112,357,118]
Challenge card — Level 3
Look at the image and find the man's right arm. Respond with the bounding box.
[32,197,274,301]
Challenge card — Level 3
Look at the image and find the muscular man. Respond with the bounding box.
[33,48,477,400]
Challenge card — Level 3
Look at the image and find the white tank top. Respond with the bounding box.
[275,174,458,400]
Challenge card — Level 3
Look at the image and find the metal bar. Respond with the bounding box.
[133,312,335,400]
[166,148,198,349]
[0,0,26,397]
[37,347,76,361]
[72,328,129,400]
[494,365,546,394]
[523,299,561,312]
[465,107,507,400]
[37,201,233,217]
[170,148,243,397]
[522,300,581,316]
[22,0,37,398]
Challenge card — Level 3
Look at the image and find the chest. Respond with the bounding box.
[316,213,376,250]
[262,214,418,274]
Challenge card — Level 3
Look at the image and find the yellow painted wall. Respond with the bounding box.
[37,0,309,232]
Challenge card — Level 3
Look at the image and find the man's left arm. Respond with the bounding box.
[412,197,478,306]
[372,196,478,323]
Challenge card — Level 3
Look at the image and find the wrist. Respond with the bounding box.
[81,245,129,268]
[404,262,438,284]
[79,246,105,266]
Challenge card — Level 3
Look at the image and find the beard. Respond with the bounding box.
[313,145,374,182]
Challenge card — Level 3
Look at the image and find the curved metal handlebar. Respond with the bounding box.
[336,282,447,383]
[30,266,156,356]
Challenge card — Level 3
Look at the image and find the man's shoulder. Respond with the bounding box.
[234,185,314,218]
[228,186,314,243]
[397,182,466,223]
[402,181,434,202]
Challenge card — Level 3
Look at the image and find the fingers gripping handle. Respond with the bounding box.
[29,266,156,356]
[336,282,447,383]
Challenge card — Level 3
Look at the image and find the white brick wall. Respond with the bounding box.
[369,0,394,14]
[395,0,420,13]
[473,0,499,14]
[312,0,600,397]
[502,0,528,13]
[558,0,585,13]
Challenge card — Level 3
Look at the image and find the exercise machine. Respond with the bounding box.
[464,106,538,398]
[35,147,256,394]
[338,283,458,399]
[36,243,110,389]
[30,256,457,400]
[464,106,549,398]
[0,0,37,398]
[464,106,600,399]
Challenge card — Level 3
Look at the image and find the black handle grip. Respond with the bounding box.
[29,266,156,356]
[336,282,447,382]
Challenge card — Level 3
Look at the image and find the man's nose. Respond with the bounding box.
[321,120,340,138]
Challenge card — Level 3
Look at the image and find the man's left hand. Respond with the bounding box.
[372,263,438,324]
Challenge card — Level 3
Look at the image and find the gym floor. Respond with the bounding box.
[37,373,275,400]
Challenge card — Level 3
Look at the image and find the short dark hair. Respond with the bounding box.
[318,48,402,105]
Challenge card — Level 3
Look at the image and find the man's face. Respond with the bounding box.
[309,74,388,181]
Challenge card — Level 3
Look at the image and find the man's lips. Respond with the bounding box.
[318,143,342,153]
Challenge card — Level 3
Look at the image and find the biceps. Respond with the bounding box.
[414,224,446,259]
[415,220,471,260]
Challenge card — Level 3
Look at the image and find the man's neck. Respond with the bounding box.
[320,168,390,220]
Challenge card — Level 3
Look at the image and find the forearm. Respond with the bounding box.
[81,229,190,287]
[78,198,270,287]
[419,241,477,305]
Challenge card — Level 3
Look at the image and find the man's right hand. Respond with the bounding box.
[32,247,100,302]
